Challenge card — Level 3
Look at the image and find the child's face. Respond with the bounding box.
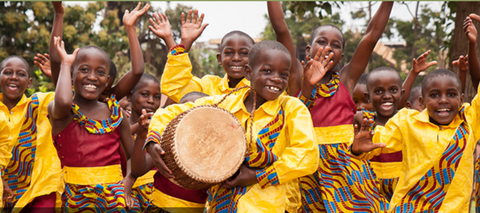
[352,83,373,111]
[72,49,110,101]
[0,58,32,101]
[245,49,290,103]
[307,26,344,71]
[421,77,462,125]
[367,71,403,118]
[130,80,161,114]
[217,34,252,80]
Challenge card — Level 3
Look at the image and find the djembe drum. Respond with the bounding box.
[160,105,247,190]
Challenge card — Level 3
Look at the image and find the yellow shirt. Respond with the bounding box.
[147,88,319,213]
[161,53,250,103]
[369,126,403,180]
[0,93,63,210]
[358,100,480,212]
[0,111,12,207]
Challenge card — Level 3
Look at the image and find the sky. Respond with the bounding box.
[64,1,445,43]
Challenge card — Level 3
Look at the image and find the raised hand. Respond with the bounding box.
[149,12,172,40]
[34,53,52,78]
[123,3,150,27]
[464,17,478,43]
[222,164,258,189]
[411,50,437,74]
[54,36,79,65]
[180,9,209,51]
[303,47,334,86]
[453,55,469,72]
[52,1,64,14]
[470,13,480,23]
[351,119,385,156]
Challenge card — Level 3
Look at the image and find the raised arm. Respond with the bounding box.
[110,3,149,100]
[149,12,176,50]
[465,16,480,89]
[49,1,65,86]
[300,47,333,108]
[340,1,393,94]
[267,2,302,96]
[50,37,79,120]
[398,50,437,109]
[452,55,469,94]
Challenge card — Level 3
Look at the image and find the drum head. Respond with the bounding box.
[174,107,246,182]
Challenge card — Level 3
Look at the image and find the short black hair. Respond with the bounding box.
[356,73,368,86]
[248,40,290,68]
[179,91,209,104]
[132,73,160,94]
[109,60,117,81]
[72,45,110,73]
[310,24,345,49]
[421,69,461,97]
[366,66,402,91]
[219,30,255,52]
[408,86,422,103]
[0,55,30,77]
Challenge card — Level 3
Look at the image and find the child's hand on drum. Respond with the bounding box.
[146,143,174,179]
[222,164,258,189]
[137,109,153,138]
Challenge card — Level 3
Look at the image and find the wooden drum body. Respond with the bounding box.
[161,106,246,190]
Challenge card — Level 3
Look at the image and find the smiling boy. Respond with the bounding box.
[351,69,479,212]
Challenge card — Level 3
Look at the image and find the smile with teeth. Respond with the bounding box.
[381,102,393,109]
[7,84,18,88]
[84,84,98,90]
[230,66,244,69]
[267,86,280,92]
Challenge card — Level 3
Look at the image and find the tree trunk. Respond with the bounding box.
[449,2,480,102]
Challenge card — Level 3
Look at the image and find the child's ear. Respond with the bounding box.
[216,53,222,65]
[244,64,253,81]
[26,78,33,88]
[305,45,311,57]
[339,53,344,62]
[405,101,412,109]
[419,96,425,108]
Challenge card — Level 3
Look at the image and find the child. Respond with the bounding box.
[158,10,255,103]
[49,2,147,102]
[0,55,61,212]
[50,35,136,211]
[123,73,162,212]
[352,74,374,112]
[357,67,404,202]
[352,68,479,212]
[297,2,393,212]
[132,40,319,212]
[404,86,424,112]
[128,90,210,213]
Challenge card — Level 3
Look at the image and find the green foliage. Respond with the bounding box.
[0,1,210,94]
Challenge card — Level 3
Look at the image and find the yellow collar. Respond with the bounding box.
[414,105,464,129]
[0,93,29,110]
[218,74,249,93]
[230,89,283,116]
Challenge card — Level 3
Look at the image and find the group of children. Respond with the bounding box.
[1,1,480,213]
